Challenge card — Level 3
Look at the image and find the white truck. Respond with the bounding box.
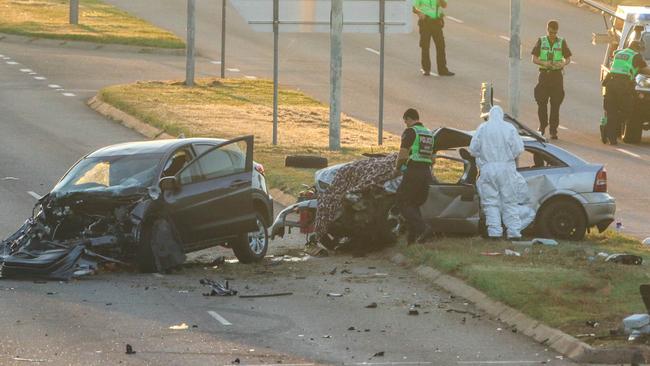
[581,0,650,143]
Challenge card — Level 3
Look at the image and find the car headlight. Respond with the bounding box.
[636,74,650,88]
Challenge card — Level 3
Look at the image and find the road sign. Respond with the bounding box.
[230,0,412,33]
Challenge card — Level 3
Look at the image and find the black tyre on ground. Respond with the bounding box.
[622,117,643,143]
[285,155,328,169]
[537,200,587,240]
[136,223,157,273]
[232,213,269,263]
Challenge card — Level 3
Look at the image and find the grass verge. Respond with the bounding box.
[402,230,650,347]
[99,78,463,196]
[0,0,184,49]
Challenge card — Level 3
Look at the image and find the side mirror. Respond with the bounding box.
[159,176,179,192]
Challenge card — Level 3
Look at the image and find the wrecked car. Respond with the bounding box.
[271,118,616,247]
[0,136,273,279]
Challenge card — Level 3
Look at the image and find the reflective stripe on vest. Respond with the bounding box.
[610,48,639,79]
[408,125,434,165]
[539,36,564,69]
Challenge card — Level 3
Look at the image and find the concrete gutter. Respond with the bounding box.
[0,33,185,56]
[88,92,650,364]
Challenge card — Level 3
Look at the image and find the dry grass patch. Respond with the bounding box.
[100,78,423,195]
[0,0,184,48]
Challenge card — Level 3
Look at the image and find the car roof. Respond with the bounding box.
[87,138,227,158]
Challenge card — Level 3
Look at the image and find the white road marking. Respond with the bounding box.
[365,47,380,55]
[153,273,164,278]
[499,35,511,41]
[6,61,19,65]
[48,84,61,89]
[446,16,464,24]
[2,56,11,60]
[27,191,42,200]
[457,362,543,365]
[226,68,240,72]
[207,310,232,326]
[244,75,257,79]
[558,125,569,130]
[616,148,641,158]
[19,68,32,73]
[62,92,76,97]
[349,363,432,365]
[33,76,47,80]
[28,72,37,75]
[493,97,502,103]
[56,88,65,91]
[210,60,222,64]
[570,60,577,64]
[0,54,4,57]
[2,177,19,181]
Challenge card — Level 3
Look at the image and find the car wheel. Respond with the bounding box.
[622,117,642,143]
[285,155,328,169]
[136,223,157,273]
[371,203,401,246]
[232,213,268,263]
[538,200,587,240]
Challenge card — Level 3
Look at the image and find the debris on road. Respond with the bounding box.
[329,267,337,275]
[372,351,385,357]
[605,254,643,265]
[365,302,378,309]
[169,323,189,330]
[327,293,343,297]
[200,278,237,296]
[239,292,293,298]
[125,344,136,355]
[408,307,419,316]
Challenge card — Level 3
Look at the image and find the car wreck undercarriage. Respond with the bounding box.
[0,189,185,280]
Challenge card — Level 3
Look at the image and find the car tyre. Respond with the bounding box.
[537,200,587,240]
[232,213,269,263]
[136,223,157,273]
[285,155,328,169]
[622,117,643,143]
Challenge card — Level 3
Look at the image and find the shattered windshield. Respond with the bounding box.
[52,154,162,196]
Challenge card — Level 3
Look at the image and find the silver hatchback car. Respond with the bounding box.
[272,118,615,242]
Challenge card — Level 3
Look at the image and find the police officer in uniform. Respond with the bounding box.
[603,40,650,145]
[413,0,454,76]
[395,108,434,245]
[531,20,572,139]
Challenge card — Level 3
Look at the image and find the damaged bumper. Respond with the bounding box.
[579,192,616,232]
[270,199,318,239]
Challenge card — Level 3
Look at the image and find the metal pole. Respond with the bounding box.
[272,0,279,145]
[508,0,521,118]
[185,0,196,86]
[378,0,385,146]
[329,0,343,151]
[220,0,226,79]
[70,0,79,25]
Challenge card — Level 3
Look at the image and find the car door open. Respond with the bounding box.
[164,136,256,248]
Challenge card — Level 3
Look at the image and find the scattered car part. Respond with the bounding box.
[169,323,189,330]
[200,278,238,296]
[285,155,328,169]
[606,253,643,265]
[125,344,136,355]
[238,292,293,298]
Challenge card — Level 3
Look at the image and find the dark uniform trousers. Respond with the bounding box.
[419,17,447,74]
[604,74,635,144]
[397,164,432,243]
[534,69,565,135]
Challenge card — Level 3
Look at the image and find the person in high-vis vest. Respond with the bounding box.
[395,108,435,245]
[413,0,454,76]
[531,20,572,139]
[469,106,529,240]
[603,40,650,145]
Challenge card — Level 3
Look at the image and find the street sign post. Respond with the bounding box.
[230,0,413,149]
[70,0,79,25]
[508,0,521,118]
[186,0,196,87]
[221,0,227,79]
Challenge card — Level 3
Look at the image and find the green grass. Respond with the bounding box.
[0,0,184,49]
[402,231,650,346]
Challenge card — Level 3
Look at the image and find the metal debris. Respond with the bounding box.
[169,323,189,330]
[200,278,237,296]
[125,344,136,355]
[239,292,293,298]
[365,302,378,308]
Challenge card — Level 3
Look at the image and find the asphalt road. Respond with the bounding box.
[0,45,576,365]
[100,0,650,239]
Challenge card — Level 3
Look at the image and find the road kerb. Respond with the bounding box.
[0,33,185,56]
[88,95,174,140]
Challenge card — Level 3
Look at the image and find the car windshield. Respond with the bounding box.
[52,154,162,196]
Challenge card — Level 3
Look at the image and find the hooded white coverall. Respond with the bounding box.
[469,106,530,238]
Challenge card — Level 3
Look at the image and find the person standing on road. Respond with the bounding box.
[602,40,650,145]
[469,106,529,240]
[531,20,572,139]
[413,0,454,77]
[395,108,435,245]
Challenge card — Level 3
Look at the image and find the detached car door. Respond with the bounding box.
[163,136,257,247]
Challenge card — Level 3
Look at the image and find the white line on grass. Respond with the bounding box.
[244,75,257,79]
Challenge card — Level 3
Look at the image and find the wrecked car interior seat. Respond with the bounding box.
[163,151,191,177]
[458,148,478,185]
